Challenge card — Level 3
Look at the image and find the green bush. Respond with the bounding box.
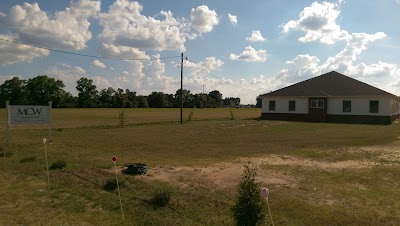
[232,163,265,226]
[118,111,125,127]
[229,108,235,120]
[187,108,195,123]
[103,178,124,192]
[20,156,36,163]
[50,160,67,170]
[150,184,172,207]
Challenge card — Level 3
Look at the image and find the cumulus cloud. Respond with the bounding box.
[0,0,100,50]
[0,34,49,66]
[228,13,237,26]
[190,5,219,33]
[282,1,349,44]
[98,0,187,56]
[229,46,268,62]
[246,30,266,42]
[91,59,106,69]
[269,31,396,94]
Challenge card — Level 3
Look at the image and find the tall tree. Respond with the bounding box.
[76,78,99,108]
[256,96,262,108]
[26,75,65,106]
[0,77,28,106]
[148,92,170,108]
[174,89,193,108]
[208,90,223,108]
[99,87,116,108]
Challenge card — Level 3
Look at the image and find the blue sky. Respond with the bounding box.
[0,0,400,104]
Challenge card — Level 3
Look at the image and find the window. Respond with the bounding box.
[289,100,296,111]
[269,100,275,111]
[369,100,379,113]
[343,100,351,112]
[311,99,324,108]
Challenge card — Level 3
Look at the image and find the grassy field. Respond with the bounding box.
[0,108,399,225]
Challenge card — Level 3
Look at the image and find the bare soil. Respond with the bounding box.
[137,141,400,190]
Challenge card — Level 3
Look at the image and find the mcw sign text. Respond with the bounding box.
[10,105,50,124]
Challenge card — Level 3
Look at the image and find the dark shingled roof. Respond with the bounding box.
[261,71,396,97]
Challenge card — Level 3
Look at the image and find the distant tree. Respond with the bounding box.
[223,97,240,107]
[26,75,66,107]
[137,95,149,108]
[256,96,262,108]
[208,90,223,108]
[174,89,193,108]
[148,92,170,108]
[76,78,99,108]
[125,89,137,108]
[59,92,77,108]
[0,77,28,107]
[99,87,116,107]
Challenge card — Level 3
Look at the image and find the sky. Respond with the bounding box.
[0,0,400,104]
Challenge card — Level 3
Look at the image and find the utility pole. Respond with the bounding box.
[180,52,183,124]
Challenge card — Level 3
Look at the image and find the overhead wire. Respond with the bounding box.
[0,38,180,61]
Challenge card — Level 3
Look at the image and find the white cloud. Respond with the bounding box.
[397,0,400,5]
[0,34,49,66]
[282,1,349,44]
[266,31,397,95]
[228,13,237,26]
[46,64,87,95]
[98,0,187,55]
[0,0,100,50]
[190,5,219,33]
[97,43,149,60]
[246,30,266,42]
[229,46,268,62]
[200,57,224,71]
[91,59,106,69]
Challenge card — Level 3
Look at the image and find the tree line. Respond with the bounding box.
[0,75,251,108]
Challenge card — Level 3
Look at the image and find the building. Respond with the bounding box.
[260,71,400,124]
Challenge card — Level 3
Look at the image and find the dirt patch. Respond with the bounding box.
[119,143,400,190]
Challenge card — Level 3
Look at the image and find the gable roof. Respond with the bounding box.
[261,71,396,98]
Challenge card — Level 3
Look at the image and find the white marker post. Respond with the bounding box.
[261,187,275,226]
[112,156,124,222]
[43,138,50,189]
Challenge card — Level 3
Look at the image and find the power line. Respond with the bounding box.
[186,59,261,94]
[0,38,180,61]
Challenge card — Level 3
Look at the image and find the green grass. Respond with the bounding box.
[0,108,399,225]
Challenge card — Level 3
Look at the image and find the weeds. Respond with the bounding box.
[150,184,173,207]
[118,111,125,127]
[20,156,36,163]
[103,178,124,192]
[187,108,195,123]
[50,160,67,170]
[229,108,235,120]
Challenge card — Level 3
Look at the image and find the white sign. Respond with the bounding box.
[9,105,50,124]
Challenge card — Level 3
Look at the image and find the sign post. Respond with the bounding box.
[112,156,124,222]
[43,138,50,189]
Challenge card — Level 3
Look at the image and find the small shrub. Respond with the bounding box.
[20,156,36,163]
[232,162,265,226]
[229,108,235,120]
[50,160,67,170]
[0,151,13,158]
[187,108,195,123]
[103,178,124,192]
[118,111,125,127]
[150,184,173,207]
